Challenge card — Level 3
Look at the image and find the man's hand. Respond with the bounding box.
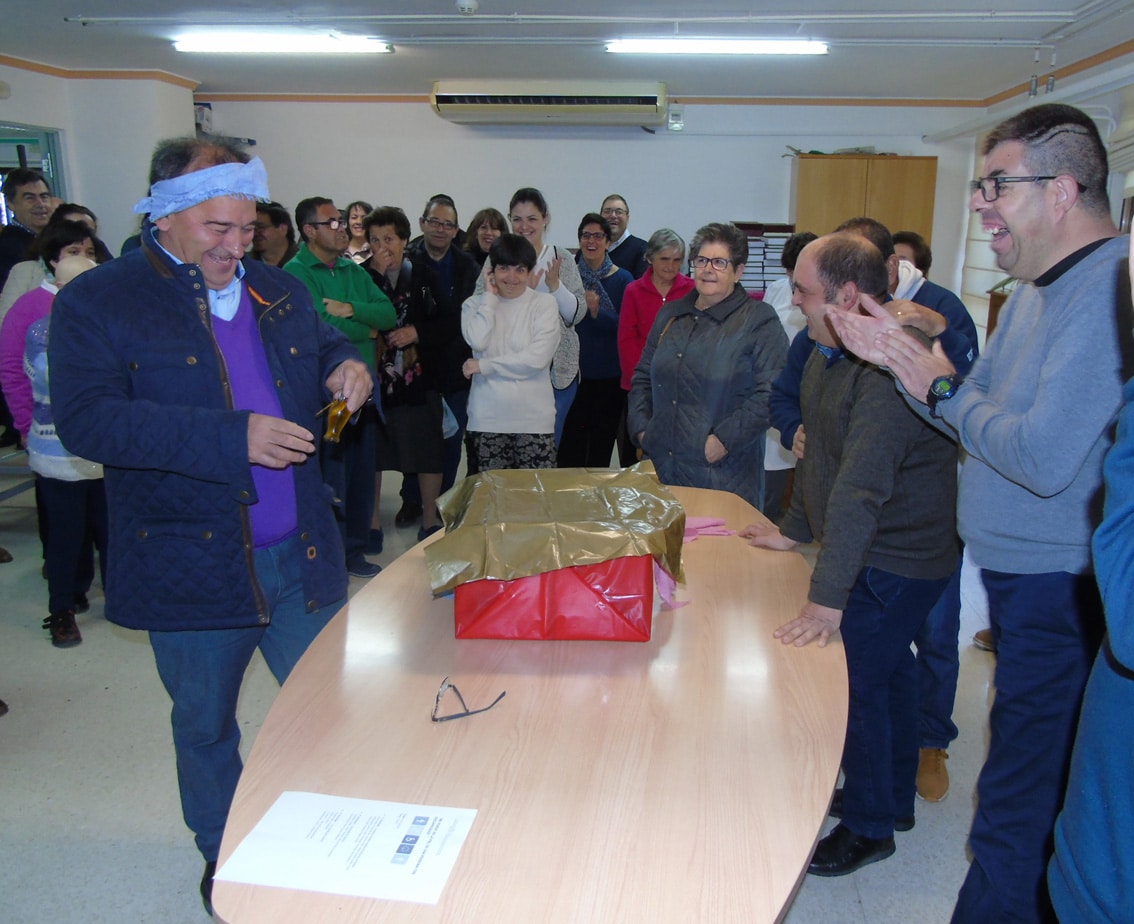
[792,424,806,460]
[705,433,728,464]
[874,334,955,407]
[463,358,481,379]
[387,325,418,349]
[248,413,315,468]
[774,602,843,648]
[323,298,354,319]
[826,293,901,365]
[887,299,947,338]
[739,521,798,551]
[324,359,373,413]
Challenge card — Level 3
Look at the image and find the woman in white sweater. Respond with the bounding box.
[462,234,561,471]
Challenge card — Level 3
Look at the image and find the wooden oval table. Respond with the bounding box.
[213,485,848,923]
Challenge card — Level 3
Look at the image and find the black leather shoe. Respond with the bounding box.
[808,823,895,877]
[394,501,422,528]
[200,860,216,916]
[829,788,914,832]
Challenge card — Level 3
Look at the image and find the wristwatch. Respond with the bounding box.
[927,374,964,418]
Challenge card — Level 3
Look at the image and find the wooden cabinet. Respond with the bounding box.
[792,154,938,242]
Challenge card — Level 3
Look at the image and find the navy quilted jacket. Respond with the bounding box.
[49,231,360,631]
[627,284,787,509]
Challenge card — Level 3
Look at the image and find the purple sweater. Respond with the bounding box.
[211,286,299,547]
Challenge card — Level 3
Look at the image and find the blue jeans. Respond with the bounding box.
[916,562,963,749]
[552,376,578,450]
[840,566,950,840]
[148,534,343,861]
[952,570,1103,924]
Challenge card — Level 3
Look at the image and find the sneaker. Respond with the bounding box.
[917,747,950,801]
[394,501,423,528]
[44,610,82,647]
[973,628,996,652]
[347,557,382,579]
[366,528,384,555]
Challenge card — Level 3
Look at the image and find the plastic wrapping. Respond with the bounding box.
[425,463,686,596]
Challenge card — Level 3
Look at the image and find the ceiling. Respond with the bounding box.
[6,1,1134,103]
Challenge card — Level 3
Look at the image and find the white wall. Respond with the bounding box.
[205,99,977,294]
[0,63,195,251]
[3,65,990,293]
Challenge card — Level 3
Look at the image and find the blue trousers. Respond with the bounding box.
[37,475,108,614]
[148,535,342,862]
[552,376,579,449]
[840,567,950,839]
[915,561,963,749]
[320,405,377,565]
[951,570,1103,924]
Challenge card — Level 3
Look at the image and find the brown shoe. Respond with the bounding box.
[43,610,82,648]
[973,628,997,652]
[916,747,949,802]
[0,546,12,564]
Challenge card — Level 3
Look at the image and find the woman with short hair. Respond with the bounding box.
[628,222,787,508]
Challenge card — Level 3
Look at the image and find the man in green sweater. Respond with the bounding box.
[286,198,395,577]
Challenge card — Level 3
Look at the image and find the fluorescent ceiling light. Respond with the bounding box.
[607,39,828,56]
[174,32,391,54]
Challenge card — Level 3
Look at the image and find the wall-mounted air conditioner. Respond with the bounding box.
[431,80,667,126]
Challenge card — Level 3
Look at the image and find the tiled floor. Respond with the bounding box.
[0,447,995,923]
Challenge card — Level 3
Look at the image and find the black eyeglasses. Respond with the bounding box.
[424,217,459,232]
[310,218,347,231]
[692,256,732,271]
[968,175,1058,202]
[430,677,506,722]
[579,231,608,242]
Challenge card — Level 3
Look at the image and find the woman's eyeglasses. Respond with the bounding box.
[691,256,732,271]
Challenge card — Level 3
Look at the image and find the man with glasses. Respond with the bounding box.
[601,194,648,278]
[393,195,481,529]
[286,197,395,578]
[829,103,1131,924]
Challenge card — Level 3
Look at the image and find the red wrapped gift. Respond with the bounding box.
[454,554,653,642]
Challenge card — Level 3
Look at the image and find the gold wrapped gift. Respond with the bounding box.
[425,462,686,596]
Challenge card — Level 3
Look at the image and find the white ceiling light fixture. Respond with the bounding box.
[606,39,828,56]
[173,32,391,54]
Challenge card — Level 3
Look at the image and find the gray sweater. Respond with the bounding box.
[780,347,959,610]
[938,235,1132,575]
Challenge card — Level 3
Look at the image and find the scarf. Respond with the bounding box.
[577,253,617,318]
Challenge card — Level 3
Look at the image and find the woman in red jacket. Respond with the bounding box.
[615,228,694,466]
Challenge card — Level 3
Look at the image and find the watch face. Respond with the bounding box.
[931,376,955,397]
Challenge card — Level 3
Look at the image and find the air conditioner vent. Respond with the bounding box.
[431,81,667,125]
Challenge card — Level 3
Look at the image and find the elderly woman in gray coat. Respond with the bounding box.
[628,222,787,509]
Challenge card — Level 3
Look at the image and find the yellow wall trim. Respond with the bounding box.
[981,39,1134,107]
[194,93,430,104]
[0,55,198,90]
